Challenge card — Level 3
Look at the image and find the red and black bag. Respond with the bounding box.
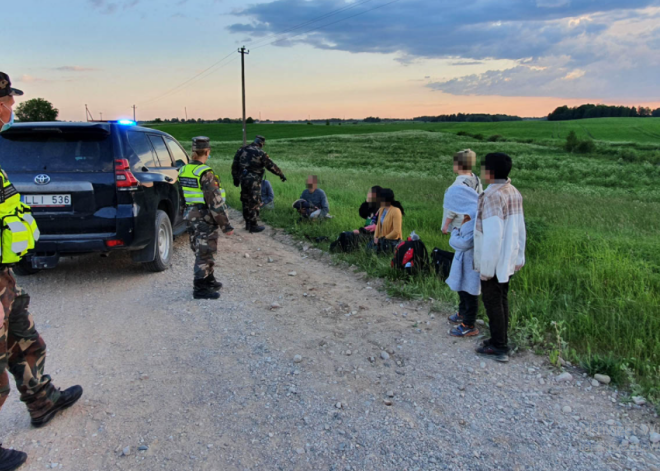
[391,238,429,275]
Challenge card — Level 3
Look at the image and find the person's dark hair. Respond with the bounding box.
[370,185,383,195]
[483,152,512,180]
[380,188,405,216]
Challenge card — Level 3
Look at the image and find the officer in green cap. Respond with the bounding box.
[231,135,287,233]
[0,72,83,471]
[179,136,234,300]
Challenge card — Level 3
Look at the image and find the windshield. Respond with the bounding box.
[0,132,114,172]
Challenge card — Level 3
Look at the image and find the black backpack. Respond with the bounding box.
[391,239,429,275]
[431,248,454,280]
[330,231,366,253]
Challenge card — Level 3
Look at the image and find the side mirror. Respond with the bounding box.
[175,159,185,169]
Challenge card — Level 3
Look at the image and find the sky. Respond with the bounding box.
[4,0,660,121]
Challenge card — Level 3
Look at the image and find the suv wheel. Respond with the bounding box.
[13,257,41,276]
[143,210,173,272]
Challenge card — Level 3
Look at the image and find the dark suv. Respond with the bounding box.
[0,121,191,274]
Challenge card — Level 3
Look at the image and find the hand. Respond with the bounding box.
[442,227,449,235]
[353,230,360,235]
[233,180,240,188]
[374,237,379,244]
[480,275,493,281]
[515,264,523,272]
[280,175,287,183]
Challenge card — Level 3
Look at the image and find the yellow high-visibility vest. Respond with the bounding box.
[0,172,39,264]
[178,163,226,205]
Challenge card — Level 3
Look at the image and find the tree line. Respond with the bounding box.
[412,113,522,123]
[548,104,660,121]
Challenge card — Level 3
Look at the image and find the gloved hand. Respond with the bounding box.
[280,175,287,183]
[233,179,240,188]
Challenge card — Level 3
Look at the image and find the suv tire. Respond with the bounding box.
[143,210,173,272]
[13,257,41,276]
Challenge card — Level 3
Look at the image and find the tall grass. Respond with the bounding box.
[177,129,660,402]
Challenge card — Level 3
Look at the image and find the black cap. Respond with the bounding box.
[254,135,266,145]
[192,136,210,151]
[0,72,24,98]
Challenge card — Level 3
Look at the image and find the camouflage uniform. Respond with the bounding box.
[0,267,60,419]
[231,137,286,228]
[184,166,233,280]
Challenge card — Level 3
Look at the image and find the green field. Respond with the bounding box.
[155,119,660,402]
[152,116,660,144]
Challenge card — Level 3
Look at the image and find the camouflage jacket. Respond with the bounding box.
[231,144,285,184]
[185,168,232,233]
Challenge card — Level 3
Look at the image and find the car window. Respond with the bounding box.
[164,137,189,167]
[0,131,113,173]
[126,132,157,170]
[147,135,171,167]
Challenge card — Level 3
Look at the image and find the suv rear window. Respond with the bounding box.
[0,129,113,172]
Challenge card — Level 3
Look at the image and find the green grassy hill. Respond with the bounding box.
[151,117,660,145]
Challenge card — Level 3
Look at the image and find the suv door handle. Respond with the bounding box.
[164,176,174,182]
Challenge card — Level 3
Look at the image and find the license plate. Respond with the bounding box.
[22,194,72,207]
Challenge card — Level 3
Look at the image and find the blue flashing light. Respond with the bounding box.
[117,119,137,126]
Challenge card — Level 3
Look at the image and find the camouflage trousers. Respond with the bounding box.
[0,267,60,418]
[188,220,219,280]
[240,175,262,226]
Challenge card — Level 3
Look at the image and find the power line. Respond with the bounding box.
[138,50,236,106]
[252,0,404,51]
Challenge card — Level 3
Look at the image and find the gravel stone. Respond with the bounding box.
[594,374,611,384]
[556,372,573,382]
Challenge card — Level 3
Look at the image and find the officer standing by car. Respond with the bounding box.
[0,72,83,471]
[231,135,287,233]
[179,136,234,300]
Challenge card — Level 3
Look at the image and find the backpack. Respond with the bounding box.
[391,238,429,275]
[330,231,366,253]
[431,248,454,281]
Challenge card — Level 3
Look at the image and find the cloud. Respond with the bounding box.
[54,66,97,72]
[88,0,138,14]
[227,0,660,100]
[16,75,48,83]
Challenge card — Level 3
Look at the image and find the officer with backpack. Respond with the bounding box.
[0,71,83,471]
[179,136,234,300]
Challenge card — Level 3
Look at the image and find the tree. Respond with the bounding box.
[246,117,255,124]
[326,119,330,126]
[364,116,381,123]
[15,98,58,122]
[652,108,660,118]
[638,106,652,117]
[153,118,163,123]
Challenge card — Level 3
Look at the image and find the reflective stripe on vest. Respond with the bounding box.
[178,163,213,206]
[0,172,39,263]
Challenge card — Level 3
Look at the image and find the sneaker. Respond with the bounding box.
[0,446,27,471]
[475,345,509,363]
[449,324,479,337]
[31,385,83,428]
[447,313,463,324]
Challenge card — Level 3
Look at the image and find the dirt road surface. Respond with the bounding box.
[1,221,659,470]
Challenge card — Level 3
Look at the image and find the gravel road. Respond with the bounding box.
[1,219,659,471]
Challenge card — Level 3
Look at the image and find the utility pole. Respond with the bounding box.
[238,46,250,146]
[100,112,103,121]
[132,105,137,122]
[184,107,188,121]
[85,104,90,122]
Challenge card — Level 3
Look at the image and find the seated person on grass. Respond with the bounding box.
[372,188,405,254]
[293,175,330,220]
[261,177,275,210]
[355,185,382,234]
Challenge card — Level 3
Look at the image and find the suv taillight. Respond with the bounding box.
[115,159,139,190]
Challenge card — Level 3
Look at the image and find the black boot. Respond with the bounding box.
[0,446,27,471]
[205,274,223,291]
[31,385,83,428]
[249,224,265,233]
[193,279,220,300]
